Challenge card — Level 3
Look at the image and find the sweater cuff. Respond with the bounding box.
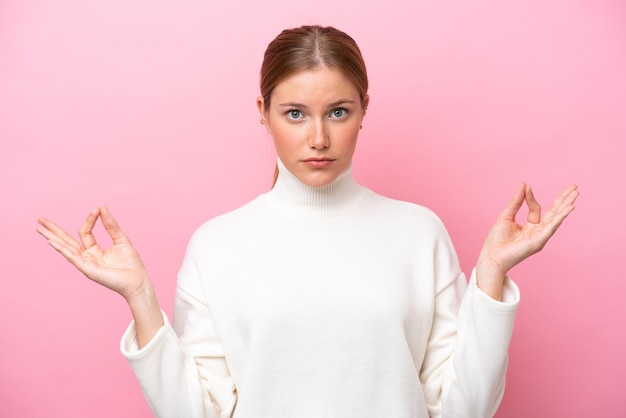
[469,267,520,311]
[120,310,171,360]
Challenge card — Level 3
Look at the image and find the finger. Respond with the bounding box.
[47,236,89,272]
[543,185,579,233]
[548,184,578,212]
[37,217,82,253]
[536,184,574,212]
[47,234,79,260]
[78,208,101,249]
[100,206,130,245]
[541,185,579,226]
[525,184,541,224]
[497,182,526,222]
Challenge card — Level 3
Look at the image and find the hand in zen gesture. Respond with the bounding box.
[37,206,163,346]
[477,183,579,300]
[37,207,149,302]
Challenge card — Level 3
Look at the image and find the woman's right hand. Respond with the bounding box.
[37,206,149,302]
[38,206,164,347]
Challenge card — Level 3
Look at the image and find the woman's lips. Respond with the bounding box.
[302,158,335,168]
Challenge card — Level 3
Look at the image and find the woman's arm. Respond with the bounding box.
[39,207,236,416]
[37,206,164,347]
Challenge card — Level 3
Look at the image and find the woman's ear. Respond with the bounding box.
[360,94,370,128]
[256,96,265,115]
[257,96,271,134]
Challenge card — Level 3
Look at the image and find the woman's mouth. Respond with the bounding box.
[302,158,335,168]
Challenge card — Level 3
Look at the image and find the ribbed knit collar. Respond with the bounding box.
[267,158,368,217]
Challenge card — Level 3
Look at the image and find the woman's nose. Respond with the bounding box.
[308,120,330,149]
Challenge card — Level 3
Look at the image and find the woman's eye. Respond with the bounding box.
[330,108,348,119]
[287,109,302,120]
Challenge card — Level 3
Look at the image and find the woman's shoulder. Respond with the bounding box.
[192,194,269,236]
[366,189,445,227]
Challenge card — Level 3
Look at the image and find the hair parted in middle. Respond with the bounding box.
[260,25,369,110]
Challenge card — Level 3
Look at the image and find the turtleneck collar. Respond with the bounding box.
[265,158,368,217]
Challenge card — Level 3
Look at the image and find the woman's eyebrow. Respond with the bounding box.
[278,99,356,109]
[278,102,308,109]
[327,99,356,108]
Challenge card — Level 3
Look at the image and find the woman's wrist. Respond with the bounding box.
[475,257,507,302]
[125,278,164,348]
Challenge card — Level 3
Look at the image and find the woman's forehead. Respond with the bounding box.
[271,67,360,104]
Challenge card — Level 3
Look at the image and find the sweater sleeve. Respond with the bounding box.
[420,223,519,418]
[120,254,237,417]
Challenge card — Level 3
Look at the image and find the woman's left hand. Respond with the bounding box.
[476,183,579,300]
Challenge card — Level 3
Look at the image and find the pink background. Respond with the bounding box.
[1,0,625,416]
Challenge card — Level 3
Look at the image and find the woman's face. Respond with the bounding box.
[258,66,368,188]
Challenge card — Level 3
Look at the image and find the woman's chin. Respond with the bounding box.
[297,172,338,188]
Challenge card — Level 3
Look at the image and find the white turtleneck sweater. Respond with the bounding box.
[121,160,519,418]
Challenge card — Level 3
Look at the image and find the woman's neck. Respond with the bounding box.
[267,158,367,217]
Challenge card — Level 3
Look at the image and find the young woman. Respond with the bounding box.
[37,25,579,418]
